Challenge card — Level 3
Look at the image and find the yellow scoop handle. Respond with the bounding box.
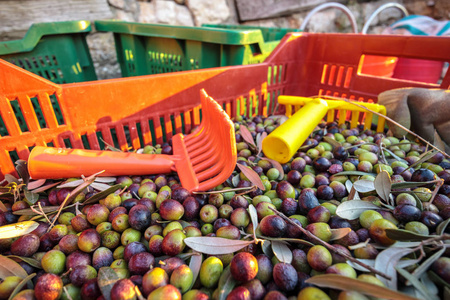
[262,96,386,164]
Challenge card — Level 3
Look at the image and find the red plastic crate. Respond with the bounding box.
[1,32,449,181]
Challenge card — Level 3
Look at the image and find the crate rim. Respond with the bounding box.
[94,19,268,45]
[0,20,92,56]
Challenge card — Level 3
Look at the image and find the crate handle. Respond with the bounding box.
[300,2,358,33]
[362,3,409,34]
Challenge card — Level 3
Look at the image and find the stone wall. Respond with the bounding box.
[1,0,449,79]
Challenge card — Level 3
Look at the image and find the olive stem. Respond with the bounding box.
[337,97,449,159]
[269,207,393,280]
[429,179,444,205]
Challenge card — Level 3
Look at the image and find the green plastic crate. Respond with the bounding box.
[202,24,300,44]
[0,21,97,84]
[94,20,297,77]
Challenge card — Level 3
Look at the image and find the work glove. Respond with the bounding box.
[378,87,450,153]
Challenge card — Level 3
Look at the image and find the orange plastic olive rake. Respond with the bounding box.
[28,89,237,192]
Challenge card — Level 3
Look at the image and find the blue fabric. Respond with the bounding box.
[383,15,450,36]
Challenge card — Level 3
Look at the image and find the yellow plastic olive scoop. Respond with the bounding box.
[262,96,387,164]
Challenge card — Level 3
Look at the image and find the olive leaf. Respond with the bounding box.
[436,218,450,235]
[421,274,440,297]
[236,164,265,191]
[248,204,258,241]
[184,237,254,255]
[188,252,202,291]
[271,240,292,264]
[23,189,39,206]
[428,270,450,289]
[260,157,284,180]
[381,147,409,164]
[0,221,39,239]
[305,274,419,300]
[98,267,120,300]
[239,125,256,148]
[396,267,440,300]
[346,259,374,272]
[345,180,353,194]
[257,236,313,247]
[15,160,29,186]
[409,247,446,284]
[83,184,122,205]
[13,205,63,216]
[323,136,341,149]
[391,180,437,190]
[7,256,42,269]
[0,255,28,279]
[217,265,237,300]
[7,273,35,300]
[329,228,351,241]
[374,246,415,290]
[231,174,240,188]
[261,240,272,257]
[94,177,117,183]
[91,182,114,192]
[374,170,391,202]
[385,229,438,242]
[335,200,380,220]
[403,150,437,172]
[335,171,377,177]
[353,180,375,193]
[4,174,19,184]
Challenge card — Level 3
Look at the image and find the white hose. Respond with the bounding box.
[361,2,409,34]
[300,2,358,33]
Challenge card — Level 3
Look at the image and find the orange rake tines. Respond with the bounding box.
[28,89,237,193]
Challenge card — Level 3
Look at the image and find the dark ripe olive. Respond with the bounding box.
[313,157,332,173]
[420,211,443,232]
[171,187,190,203]
[286,170,302,186]
[329,216,352,229]
[297,189,320,214]
[411,168,437,187]
[316,185,334,200]
[333,146,348,161]
[280,198,298,216]
[393,204,422,223]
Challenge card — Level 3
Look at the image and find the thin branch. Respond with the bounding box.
[330,96,449,158]
[270,207,392,280]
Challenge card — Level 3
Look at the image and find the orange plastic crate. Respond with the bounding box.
[1,32,449,181]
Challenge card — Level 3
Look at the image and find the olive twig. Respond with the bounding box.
[337,97,449,158]
[429,179,444,205]
[269,207,392,280]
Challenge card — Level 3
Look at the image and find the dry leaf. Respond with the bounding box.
[29,181,61,193]
[91,182,114,192]
[335,200,380,220]
[330,228,351,241]
[98,267,120,300]
[239,125,256,148]
[15,160,29,185]
[0,202,7,213]
[185,237,254,255]
[374,170,391,202]
[236,164,265,191]
[271,241,292,264]
[83,184,122,205]
[306,274,419,300]
[27,179,46,191]
[0,221,39,239]
[256,132,268,156]
[353,180,375,193]
[323,136,341,149]
[4,175,19,184]
[0,255,28,279]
